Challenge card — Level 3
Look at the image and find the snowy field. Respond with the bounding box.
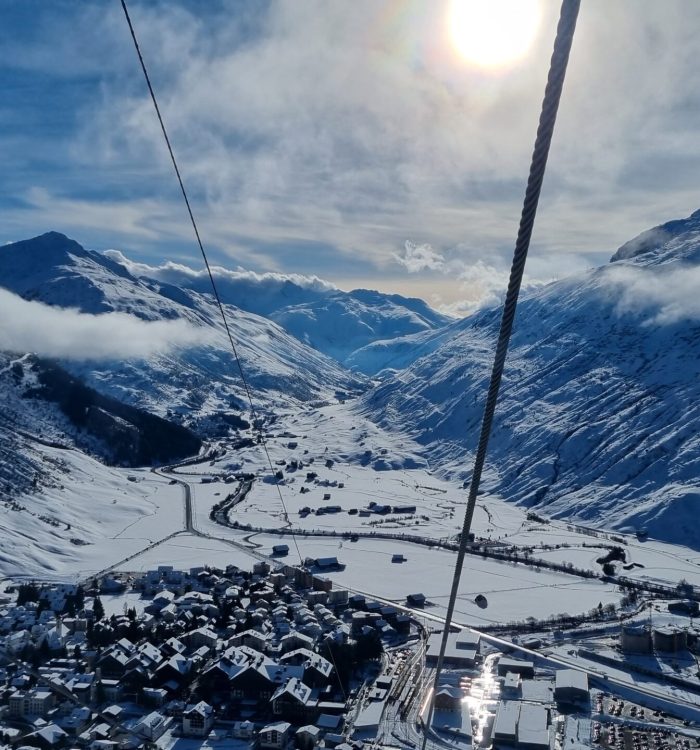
[6,401,700,629]
[245,532,621,626]
[0,445,182,581]
[113,534,259,576]
[190,403,700,592]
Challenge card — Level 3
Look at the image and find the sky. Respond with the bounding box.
[2,0,700,315]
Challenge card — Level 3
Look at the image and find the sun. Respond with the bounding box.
[448,0,542,69]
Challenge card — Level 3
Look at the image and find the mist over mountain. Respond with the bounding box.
[2,216,699,549]
[362,210,700,547]
[105,250,451,366]
[0,232,367,417]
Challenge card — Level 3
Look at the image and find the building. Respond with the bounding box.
[271,677,314,722]
[493,701,519,744]
[653,625,688,653]
[24,724,68,749]
[296,725,322,750]
[232,720,255,739]
[517,703,550,750]
[406,593,426,607]
[259,721,292,750]
[353,701,384,739]
[8,689,55,719]
[134,711,169,741]
[502,672,520,698]
[554,669,589,704]
[434,684,462,712]
[182,701,214,737]
[426,630,480,668]
[497,657,534,678]
[493,701,550,749]
[620,624,652,653]
[668,600,699,616]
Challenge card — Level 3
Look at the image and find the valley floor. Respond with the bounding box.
[6,401,700,630]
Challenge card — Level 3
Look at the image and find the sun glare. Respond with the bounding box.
[448,0,542,69]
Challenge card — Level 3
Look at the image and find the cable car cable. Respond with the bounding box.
[119,0,303,565]
[421,0,580,744]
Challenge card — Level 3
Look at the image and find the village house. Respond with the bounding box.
[259,720,292,750]
[182,700,215,737]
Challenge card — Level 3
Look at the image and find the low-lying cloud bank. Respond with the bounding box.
[104,250,336,294]
[0,289,212,360]
[604,263,700,326]
[394,240,546,316]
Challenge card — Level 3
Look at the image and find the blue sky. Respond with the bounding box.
[3,0,700,313]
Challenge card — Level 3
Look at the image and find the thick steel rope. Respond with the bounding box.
[120,0,303,565]
[421,0,580,742]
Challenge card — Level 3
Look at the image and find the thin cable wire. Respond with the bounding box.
[120,0,303,565]
[421,0,580,744]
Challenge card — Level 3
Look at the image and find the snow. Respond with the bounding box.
[0,232,365,420]
[2,216,700,641]
[105,250,450,370]
[362,211,700,548]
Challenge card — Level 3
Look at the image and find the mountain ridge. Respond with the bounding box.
[361,209,700,548]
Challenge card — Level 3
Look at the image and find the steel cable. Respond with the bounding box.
[120,0,303,565]
[421,0,581,743]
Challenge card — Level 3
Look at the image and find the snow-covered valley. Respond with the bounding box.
[1,213,699,625]
[3,398,700,630]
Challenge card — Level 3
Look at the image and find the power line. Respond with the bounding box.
[119,0,303,565]
[421,0,581,744]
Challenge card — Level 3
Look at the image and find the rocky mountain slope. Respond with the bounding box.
[362,211,700,547]
[0,352,202,499]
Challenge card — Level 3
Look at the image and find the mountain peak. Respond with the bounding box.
[0,231,137,311]
[4,231,88,258]
[610,210,700,263]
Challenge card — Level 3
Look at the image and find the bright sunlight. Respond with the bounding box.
[448,0,542,69]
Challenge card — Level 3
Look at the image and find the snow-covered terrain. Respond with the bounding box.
[0,232,365,417]
[106,249,451,367]
[1,210,699,603]
[362,210,700,547]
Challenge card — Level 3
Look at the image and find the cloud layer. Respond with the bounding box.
[0,289,211,360]
[3,1,700,312]
[604,264,700,326]
[104,249,336,293]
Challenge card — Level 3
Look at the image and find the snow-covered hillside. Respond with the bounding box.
[106,250,451,367]
[0,233,365,418]
[362,211,700,548]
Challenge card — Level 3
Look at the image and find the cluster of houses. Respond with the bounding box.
[423,628,590,748]
[0,561,413,750]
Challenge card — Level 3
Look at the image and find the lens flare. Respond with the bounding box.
[448,0,542,69]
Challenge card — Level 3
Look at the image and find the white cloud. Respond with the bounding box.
[603,264,700,326]
[395,238,550,314]
[393,241,445,273]
[5,1,700,303]
[0,289,212,360]
[89,1,700,263]
[104,249,336,292]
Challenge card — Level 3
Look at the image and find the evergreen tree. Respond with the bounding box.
[93,596,105,621]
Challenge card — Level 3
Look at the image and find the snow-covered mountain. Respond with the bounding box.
[106,250,451,367]
[362,211,700,548]
[0,352,201,491]
[0,232,365,420]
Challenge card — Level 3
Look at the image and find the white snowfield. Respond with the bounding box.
[4,399,698,630]
[1,213,699,628]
